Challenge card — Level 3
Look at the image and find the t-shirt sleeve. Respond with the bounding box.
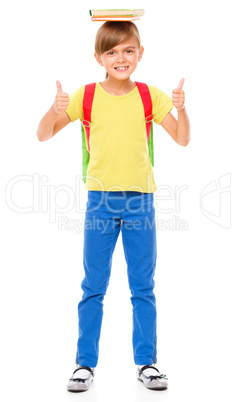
[65,86,85,122]
[148,85,173,125]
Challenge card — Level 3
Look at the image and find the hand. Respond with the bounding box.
[53,80,70,114]
[172,78,185,111]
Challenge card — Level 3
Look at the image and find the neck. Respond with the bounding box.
[100,77,136,96]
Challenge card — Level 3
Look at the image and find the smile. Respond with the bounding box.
[114,66,129,71]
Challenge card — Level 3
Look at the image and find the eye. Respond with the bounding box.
[107,51,115,55]
[126,49,133,53]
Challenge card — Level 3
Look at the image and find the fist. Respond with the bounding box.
[172,78,185,111]
[53,80,70,114]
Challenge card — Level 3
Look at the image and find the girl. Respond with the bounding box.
[37,21,190,392]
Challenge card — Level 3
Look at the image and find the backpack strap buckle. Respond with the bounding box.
[146,115,153,123]
[82,120,91,128]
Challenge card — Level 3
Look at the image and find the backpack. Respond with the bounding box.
[81,81,154,184]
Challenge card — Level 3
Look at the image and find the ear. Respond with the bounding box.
[138,46,144,62]
[94,52,104,67]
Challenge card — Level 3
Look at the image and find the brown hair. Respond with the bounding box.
[95,21,141,79]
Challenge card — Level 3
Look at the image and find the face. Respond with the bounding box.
[95,38,144,80]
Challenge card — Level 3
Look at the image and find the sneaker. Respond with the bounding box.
[137,364,168,390]
[67,366,94,392]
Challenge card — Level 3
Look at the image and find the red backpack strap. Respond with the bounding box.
[135,81,153,142]
[82,82,96,153]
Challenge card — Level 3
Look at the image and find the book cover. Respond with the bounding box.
[89,9,145,17]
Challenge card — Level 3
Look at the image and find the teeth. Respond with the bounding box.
[115,67,129,70]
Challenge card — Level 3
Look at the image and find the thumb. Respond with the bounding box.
[177,78,185,90]
[56,80,63,93]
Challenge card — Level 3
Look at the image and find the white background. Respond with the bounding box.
[1,0,235,401]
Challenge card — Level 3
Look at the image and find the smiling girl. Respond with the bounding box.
[37,21,190,392]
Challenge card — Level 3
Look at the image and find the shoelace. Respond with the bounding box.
[149,373,168,381]
[139,365,168,381]
[71,377,87,383]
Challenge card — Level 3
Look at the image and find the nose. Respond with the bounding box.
[116,52,126,63]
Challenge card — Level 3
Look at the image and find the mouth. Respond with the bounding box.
[114,66,129,71]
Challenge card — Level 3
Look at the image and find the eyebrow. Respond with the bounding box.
[108,45,136,51]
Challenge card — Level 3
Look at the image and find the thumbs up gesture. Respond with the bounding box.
[53,80,70,114]
[172,78,185,111]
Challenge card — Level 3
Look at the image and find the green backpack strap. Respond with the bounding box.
[148,120,154,166]
[81,123,90,183]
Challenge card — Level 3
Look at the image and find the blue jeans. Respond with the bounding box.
[76,190,157,367]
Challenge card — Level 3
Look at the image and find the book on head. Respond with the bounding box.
[89,9,145,21]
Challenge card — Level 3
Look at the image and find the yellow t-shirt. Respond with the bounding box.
[65,82,173,193]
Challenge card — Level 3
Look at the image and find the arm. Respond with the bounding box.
[36,107,71,142]
[36,81,71,142]
[160,78,190,147]
[161,108,190,147]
